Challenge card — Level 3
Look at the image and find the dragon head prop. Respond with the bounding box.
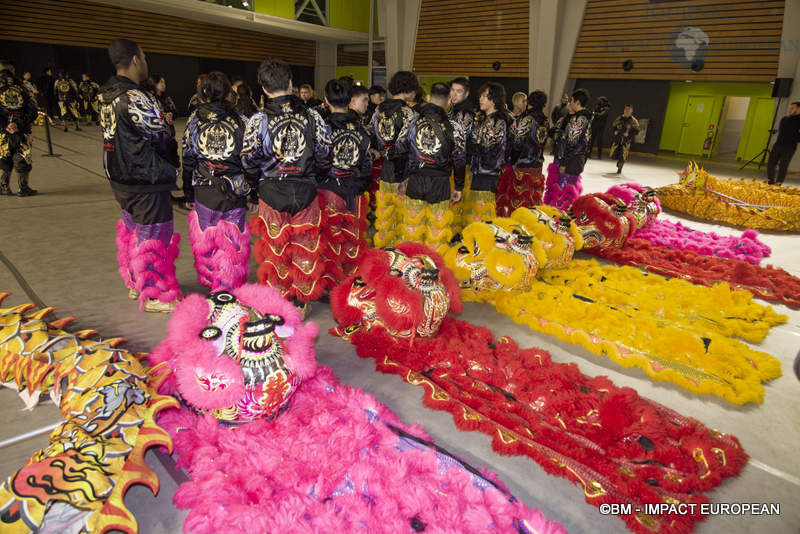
[605,182,661,230]
[330,242,461,339]
[149,284,318,423]
[570,193,637,252]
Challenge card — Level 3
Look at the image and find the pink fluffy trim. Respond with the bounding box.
[159,366,565,534]
[634,220,771,265]
[543,164,582,210]
[129,233,182,307]
[187,211,251,292]
[115,219,135,289]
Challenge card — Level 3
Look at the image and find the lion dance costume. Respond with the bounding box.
[393,101,466,251]
[147,283,564,533]
[331,243,749,534]
[544,108,592,210]
[463,109,509,225]
[318,110,372,291]
[182,100,251,293]
[370,97,417,247]
[243,94,331,306]
[496,104,548,216]
[0,67,38,196]
[100,74,181,311]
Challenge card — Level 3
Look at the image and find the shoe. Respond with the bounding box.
[17,174,37,196]
[616,168,622,175]
[128,288,139,300]
[0,184,12,196]
[144,298,178,313]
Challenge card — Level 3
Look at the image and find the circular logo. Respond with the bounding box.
[668,26,710,67]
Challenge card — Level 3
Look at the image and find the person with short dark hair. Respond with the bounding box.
[234,83,258,118]
[22,71,37,98]
[589,96,610,159]
[349,84,370,124]
[317,78,373,291]
[0,59,39,196]
[393,81,466,249]
[182,71,252,292]
[243,58,332,315]
[497,90,549,216]
[550,93,569,126]
[146,74,177,127]
[78,73,101,124]
[462,82,510,224]
[544,88,592,210]
[767,101,800,185]
[610,104,639,174]
[54,71,81,131]
[369,70,419,247]
[366,84,386,120]
[448,76,474,203]
[100,38,181,313]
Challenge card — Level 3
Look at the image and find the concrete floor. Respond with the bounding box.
[1,121,798,534]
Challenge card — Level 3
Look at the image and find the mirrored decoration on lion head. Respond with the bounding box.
[606,182,661,230]
[570,193,637,252]
[443,218,548,295]
[330,242,461,340]
[149,285,319,423]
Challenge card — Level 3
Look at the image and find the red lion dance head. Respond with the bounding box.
[149,285,319,423]
[570,193,638,252]
[330,242,461,339]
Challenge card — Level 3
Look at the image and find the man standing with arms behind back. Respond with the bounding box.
[100,38,181,313]
[767,101,800,185]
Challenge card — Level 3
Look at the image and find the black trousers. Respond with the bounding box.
[590,123,605,158]
[767,144,796,184]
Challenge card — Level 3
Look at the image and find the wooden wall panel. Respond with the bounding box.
[413,0,529,77]
[0,0,316,66]
[569,0,784,82]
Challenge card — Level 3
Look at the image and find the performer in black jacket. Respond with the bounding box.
[37,67,56,118]
[449,76,475,195]
[78,73,100,124]
[54,71,81,131]
[182,71,252,293]
[610,104,640,174]
[462,82,510,224]
[589,96,610,159]
[767,101,800,185]
[317,78,373,291]
[497,90,549,216]
[242,58,332,315]
[544,88,592,210]
[394,81,466,250]
[0,59,39,197]
[369,70,419,247]
[100,39,181,313]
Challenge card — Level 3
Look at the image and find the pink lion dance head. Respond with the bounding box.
[149,284,318,423]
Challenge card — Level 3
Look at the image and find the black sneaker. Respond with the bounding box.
[18,187,38,197]
[0,185,12,196]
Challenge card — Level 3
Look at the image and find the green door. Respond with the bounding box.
[737,97,775,161]
[678,95,715,156]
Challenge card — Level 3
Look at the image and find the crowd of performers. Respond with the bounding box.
[87,38,651,315]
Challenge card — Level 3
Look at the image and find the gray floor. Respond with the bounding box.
[1,121,798,534]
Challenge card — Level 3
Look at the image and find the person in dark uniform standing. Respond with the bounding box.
[767,101,800,185]
[544,88,592,210]
[54,71,81,131]
[37,67,56,117]
[78,73,101,124]
[100,38,181,313]
[589,95,609,159]
[0,59,39,196]
[610,104,639,174]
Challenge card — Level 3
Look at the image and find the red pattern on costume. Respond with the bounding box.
[318,189,369,291]
[592,238,800,309]
[496,165,545,217]
[250,201,325,302]
[331,317,748,534]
